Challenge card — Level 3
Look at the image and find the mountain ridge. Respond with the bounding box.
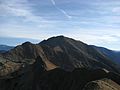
[1,36,119,72]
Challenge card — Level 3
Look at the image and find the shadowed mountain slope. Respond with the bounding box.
[91,45,120,65]
[39,36,120,73]
[0,60,119,90]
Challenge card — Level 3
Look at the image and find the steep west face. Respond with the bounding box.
[2,42,57,71]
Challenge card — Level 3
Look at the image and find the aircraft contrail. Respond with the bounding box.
[51,0,72,19]
[51,0,56,5]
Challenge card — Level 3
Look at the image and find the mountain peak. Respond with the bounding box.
[22,41,32,46]
[39,36,67,46]
[39,35,84,47]
[42,35,66,42]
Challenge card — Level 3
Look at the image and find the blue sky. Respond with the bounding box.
[0,0,120,50]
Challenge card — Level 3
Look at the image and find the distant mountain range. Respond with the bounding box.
[0,45,14,53]
[0,36,120,90]
[91,45,120,64]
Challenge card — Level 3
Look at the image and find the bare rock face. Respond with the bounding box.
[83,79,120,90]
[0,36,119,90]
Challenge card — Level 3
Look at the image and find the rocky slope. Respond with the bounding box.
[83,78,120,90]
[0,57,119,90]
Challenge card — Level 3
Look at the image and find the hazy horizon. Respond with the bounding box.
[0,0,120,50]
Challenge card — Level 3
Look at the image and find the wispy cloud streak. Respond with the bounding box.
[0,0,46,23]
[51,0,72,19]
[51,0,56,5]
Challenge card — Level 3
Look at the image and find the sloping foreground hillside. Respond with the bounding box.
[0,56,119,90]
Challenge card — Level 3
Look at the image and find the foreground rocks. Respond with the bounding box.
[0,56,119,90]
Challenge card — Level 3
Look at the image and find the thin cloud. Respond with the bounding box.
[0,0,46,23]
[50,0,72,19]
[62,28,119,43]
[112,7,120,13]
[51,0,56,5]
